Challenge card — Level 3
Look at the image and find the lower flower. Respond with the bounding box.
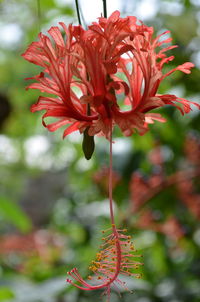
[66,225,143,300]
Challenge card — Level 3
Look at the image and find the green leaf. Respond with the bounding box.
[0,287,15,301]
[0,196,32,233]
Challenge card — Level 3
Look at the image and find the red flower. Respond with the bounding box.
[22,11,199,139]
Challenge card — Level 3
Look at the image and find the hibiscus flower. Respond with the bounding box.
[22,11,199,140]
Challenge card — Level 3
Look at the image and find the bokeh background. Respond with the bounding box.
[0,0,200,301]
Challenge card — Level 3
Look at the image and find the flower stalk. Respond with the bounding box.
[102,0,107,18]
[75,0,82,25]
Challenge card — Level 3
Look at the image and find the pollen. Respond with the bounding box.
[136,275,141,279]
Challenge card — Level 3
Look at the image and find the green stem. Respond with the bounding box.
[102,0,107,18]
[37,0,41,31]
[75,0,82,25]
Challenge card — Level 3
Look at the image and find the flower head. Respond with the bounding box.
[22,11,199,140]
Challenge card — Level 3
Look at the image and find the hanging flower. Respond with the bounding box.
[22,9,200,300]
[22,10,199,141]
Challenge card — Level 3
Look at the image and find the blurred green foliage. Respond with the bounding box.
[0,1,200,302]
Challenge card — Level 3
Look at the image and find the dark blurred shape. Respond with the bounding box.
[0,230,62,254]
[148,142,164,167]
[130,138,200,219]
[129,135,200,243]
[129,171,150,213]
[0,230,65,273]
[184,131,200,164]
[0,93,12,130]
[177,178,200,220]
[20,171,68,227]
[136,210,184,241]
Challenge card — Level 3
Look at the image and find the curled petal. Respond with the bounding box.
[46,119,71,132]
[145,113,166,124]
[63,122,81,137]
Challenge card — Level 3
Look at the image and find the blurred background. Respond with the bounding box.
[0,0,200,301]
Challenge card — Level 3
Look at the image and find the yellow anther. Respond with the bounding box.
[88,276,92,280]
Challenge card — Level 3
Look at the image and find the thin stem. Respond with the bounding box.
[75,0,82,25]
[109,129,115,227]
[102,0,107,18]
[37,0,41,31]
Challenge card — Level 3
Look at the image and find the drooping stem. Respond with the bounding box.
[75,0,82,25]
[37,0,41,31]
[108,128,115,227]
[102,0,107,18]
[108,127,122,281]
